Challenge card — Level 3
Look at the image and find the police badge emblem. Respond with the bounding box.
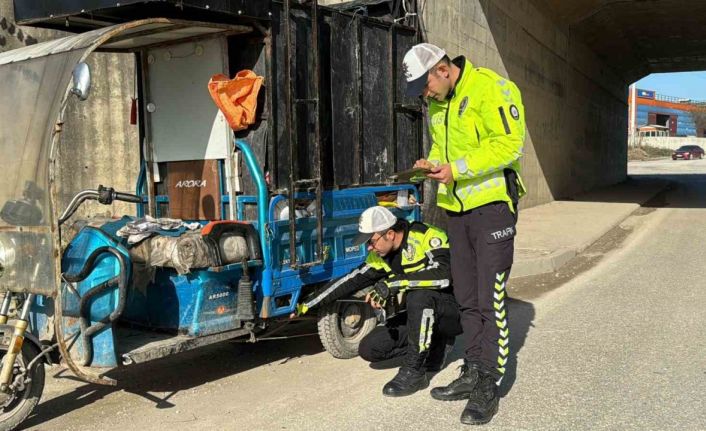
[403,244,416,260]
[509,104,520,120]
[459,96,469,117]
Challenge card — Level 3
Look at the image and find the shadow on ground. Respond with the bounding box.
[18,320,323,430]
[557,174,706,209]
[443,298,535,398]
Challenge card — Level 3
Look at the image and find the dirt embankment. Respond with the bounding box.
[628,145,672,161]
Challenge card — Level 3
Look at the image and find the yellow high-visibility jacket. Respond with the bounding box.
[427,57,527,213]
[301,221,450,311]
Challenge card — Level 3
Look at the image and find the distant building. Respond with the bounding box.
[636,124,669,137]
[628,87,706,137]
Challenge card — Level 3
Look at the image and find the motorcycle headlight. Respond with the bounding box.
[0,236,17,272]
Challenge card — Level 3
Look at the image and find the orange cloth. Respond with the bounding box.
[208,70,264,131]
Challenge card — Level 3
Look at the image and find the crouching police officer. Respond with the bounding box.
[294,206,461,397]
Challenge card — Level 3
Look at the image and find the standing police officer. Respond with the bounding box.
[403,43,526,425]
[294,206,461,397]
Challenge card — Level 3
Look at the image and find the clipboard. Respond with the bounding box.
[389,167,431,182]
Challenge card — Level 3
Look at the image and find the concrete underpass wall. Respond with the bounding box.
[423,0,628,209]
[0,0,139,221]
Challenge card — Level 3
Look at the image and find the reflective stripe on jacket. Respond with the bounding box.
[302,221,451,309]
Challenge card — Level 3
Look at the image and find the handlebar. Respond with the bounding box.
[58,185,142,226]
[113,192,142,204]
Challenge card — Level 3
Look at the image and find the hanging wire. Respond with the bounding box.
[394,0,418,24]
[417,0,429,41]
[348,5,367,28]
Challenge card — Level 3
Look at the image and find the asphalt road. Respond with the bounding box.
[16,158,706,431]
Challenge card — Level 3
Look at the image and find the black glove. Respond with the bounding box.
[369,280,396,307]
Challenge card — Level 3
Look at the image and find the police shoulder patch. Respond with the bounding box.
[403,244,416,260]
[458,96,469,117]
[509,105,520,120]
[429,237,443,248]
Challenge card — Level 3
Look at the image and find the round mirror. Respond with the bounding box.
[70,62,91,101]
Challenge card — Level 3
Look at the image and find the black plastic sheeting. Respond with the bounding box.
[13,0,400,28]
[13,0,271,29]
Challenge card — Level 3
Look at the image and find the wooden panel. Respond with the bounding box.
[271,6,325,189]
[165,160,222,220]
[395,30,423,172]
[272,4,291,189]
[293,11,316,183]
[330,13,362,186]
[361,23,393,183]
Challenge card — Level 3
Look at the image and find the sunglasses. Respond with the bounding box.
[367,232,387,247]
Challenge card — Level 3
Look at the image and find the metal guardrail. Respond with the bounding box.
[654,93,706,105]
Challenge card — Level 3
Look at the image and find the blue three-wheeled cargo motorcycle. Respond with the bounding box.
[0,1,425,428]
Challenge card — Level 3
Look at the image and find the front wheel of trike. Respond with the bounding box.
[0,342,45,431]
[317,298,378,359]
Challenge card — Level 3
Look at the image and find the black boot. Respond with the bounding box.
[382,367,429,397]
[430,361,480,401]
[425,336,454,372]
[460,370,499,425]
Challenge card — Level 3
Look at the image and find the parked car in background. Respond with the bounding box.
[672,145,705,160]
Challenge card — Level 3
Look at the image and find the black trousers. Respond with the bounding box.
[358,289,462,370]
[446,201,516,379]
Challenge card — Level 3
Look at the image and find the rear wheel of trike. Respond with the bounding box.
[0,342,45,431]
[317,298,378,359]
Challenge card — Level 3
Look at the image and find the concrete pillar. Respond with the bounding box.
[423,0,628,208]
